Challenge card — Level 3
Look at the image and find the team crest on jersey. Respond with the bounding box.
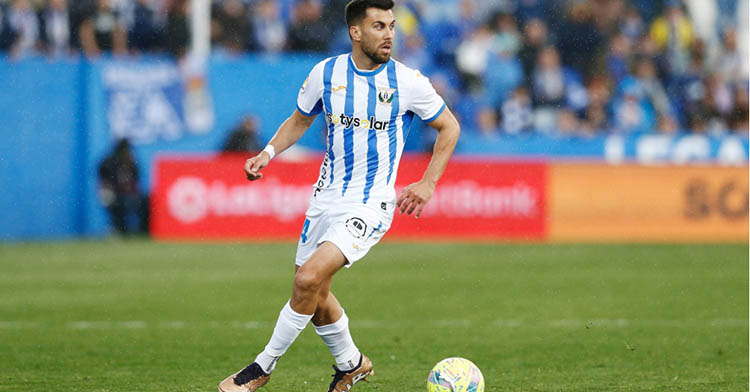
[377,88,395,105]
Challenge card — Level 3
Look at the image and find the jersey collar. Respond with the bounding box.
[348,54,389,77]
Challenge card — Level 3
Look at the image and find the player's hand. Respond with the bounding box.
[244,152,271,181]
[397,180,435,218]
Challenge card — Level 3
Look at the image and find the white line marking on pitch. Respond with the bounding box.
[68,321,147,330]
[0,319,746,330]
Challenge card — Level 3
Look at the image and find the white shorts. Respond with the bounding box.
[294,191,394,268]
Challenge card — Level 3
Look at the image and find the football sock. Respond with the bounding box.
[254,301,313,374]
[314,311,361,372]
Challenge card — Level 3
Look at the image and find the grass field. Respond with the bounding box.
[0,241,747,391]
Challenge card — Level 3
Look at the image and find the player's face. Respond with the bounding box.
[358,8,395,64]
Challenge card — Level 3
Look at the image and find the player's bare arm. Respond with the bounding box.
[244,109,317,181]
[397,107,460,218]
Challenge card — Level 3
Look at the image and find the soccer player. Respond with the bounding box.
[219,0,460,391]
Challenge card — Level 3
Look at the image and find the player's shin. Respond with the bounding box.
[314,311,361,372]
[254,300,313,373]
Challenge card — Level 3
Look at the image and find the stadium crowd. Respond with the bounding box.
[0,0,747,136]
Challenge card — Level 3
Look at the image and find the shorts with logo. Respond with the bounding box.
[295,191,394,268]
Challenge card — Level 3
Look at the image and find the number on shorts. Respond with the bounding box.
[300,218,311,243]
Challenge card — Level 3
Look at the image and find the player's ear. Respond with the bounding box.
[350,25,361,42]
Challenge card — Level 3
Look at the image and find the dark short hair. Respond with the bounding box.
[345,0,395,27]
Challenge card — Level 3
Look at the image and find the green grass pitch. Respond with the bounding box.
[0,241,747,391]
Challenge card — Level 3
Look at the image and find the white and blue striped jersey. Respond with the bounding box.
[297,53,446,206]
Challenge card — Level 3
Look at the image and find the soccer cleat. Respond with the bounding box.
[218,363,270,392]
[328,354,374,392]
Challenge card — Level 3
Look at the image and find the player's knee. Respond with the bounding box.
[293,268,322,294]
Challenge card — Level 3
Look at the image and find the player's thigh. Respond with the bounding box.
[295,242,347,288]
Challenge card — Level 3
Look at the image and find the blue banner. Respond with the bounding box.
[103,62,186,144]
[455,132,749,165]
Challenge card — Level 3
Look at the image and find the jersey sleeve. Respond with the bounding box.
[408,70,446,122]
[296,61,325,117]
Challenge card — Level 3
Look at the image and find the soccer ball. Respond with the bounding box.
[426,357,484,392]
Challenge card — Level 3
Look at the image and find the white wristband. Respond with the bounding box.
[263,145,276,160]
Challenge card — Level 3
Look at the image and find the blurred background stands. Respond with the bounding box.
[0,0,746,137]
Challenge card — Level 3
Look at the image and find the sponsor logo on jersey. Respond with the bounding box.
[326,113,390,130]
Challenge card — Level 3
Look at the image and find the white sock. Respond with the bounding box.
[314,311,361,371]
[254,301,313,374]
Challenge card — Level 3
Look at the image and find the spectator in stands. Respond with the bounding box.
[500,86,533,134]
[212,0,253,54]
[79,0,127,58]
[694,84,727,134]
[605,33,632,85]
[68,0,94,53]
[287,0,328,53]
[556,108,580,135]
[581,76,612,134]
[530,45,588,128]
[675,55,709,126]
[514,0,553,23]
[164,0,189,58]
[490,10,521,59]
[632,32,662,64]
[589,0,625,38]
[706,74,734,129]
[612,83,654,133]
[657,114,680,134]
[621,57,673,119]
[0,3,14,52]
[620,7,645,40]
[554,1,603,80]
[518,18,548,87]
[475,105,500,139]
[450,0,480,41]
[455,23,494,93]
[650,0,694,75]
[40,0,70,57]
[321,0,349,27]
[321,0,352,52]
[98,139,148,235]
[252,0,287,53]
[728,85,749,133]
[8,0,39,59]
[582,102,610,134]
[222,115,262,153]
[715,27,744,84]
[418,0,469,66]
[530,46,567,132]
[397,30,431,71]
[531,46,566,107]
[321,0,350,35]
[128,0,162,53]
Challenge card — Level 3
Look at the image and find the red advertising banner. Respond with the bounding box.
[151,155,547,241]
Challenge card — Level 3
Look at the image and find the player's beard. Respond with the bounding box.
[362,39,391,64]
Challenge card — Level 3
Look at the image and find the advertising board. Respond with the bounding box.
[151,156,547,241]
[548,164,749,242]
